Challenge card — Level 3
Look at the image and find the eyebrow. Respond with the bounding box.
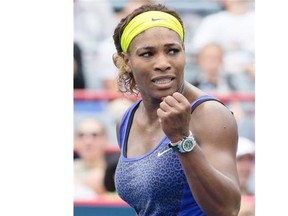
[136,42,181,52]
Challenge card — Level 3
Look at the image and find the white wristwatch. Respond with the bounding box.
[168,131,197,153]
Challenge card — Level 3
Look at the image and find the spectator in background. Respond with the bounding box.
[74,117,109,200]
[190,42,255,142]
[236,136,255,215]
[190,42,233,93]
[74,0,115,89]
[190,0,256,141]
[191,0,255,92]
[74,42,86,89]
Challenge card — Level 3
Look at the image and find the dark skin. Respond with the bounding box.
[117,26,241,215]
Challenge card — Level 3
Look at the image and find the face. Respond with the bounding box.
[124,26,186,99]
[197,45,223,76]
[74,119,108,161]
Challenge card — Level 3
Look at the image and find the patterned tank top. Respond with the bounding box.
[115,95,221,216]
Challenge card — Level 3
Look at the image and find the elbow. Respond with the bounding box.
[225,203,241,216]
[206,192,241,216]
[207,205,240,216]
[232,185,242,215]
[220,181,241,216]
[221,193,241,216]
[219,189,241,216]
[233,192,241,215]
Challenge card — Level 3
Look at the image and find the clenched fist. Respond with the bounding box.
[157,92,191,143]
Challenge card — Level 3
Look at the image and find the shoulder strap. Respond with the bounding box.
[191,95,225,113]
[118,99,141,150]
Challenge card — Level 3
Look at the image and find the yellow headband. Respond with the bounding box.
[120,11,184,53]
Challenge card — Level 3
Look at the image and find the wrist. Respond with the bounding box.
[170,131,192,146]
[169,131,197,153]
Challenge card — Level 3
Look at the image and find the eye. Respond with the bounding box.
[76,132,84,138]
[91,133,99,138]
[140,51,153,58]
[168,49,180,55]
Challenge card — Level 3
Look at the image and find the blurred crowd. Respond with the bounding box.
[73,0,255,215]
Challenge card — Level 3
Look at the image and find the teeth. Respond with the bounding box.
[154,78,171,84]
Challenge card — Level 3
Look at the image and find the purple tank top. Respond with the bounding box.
[115,95,220,215]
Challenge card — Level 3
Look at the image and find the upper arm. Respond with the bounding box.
[190,100,239,181]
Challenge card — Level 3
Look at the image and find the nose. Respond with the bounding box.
[154,53,171,72]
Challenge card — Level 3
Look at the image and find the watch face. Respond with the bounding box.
[182,139,194,152]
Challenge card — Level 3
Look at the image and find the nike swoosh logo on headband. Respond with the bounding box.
[151,18,166,21]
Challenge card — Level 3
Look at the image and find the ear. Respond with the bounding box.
[112,53,118,67]
[122,52,132,73]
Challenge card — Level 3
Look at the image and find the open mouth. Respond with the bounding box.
[152,77,174,84]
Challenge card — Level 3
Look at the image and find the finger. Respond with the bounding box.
[162,95,180,108]
[159,100,175,112]
[157,107,167,121]
[172,92,189,104]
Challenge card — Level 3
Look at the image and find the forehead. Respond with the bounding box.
[77,119,103,131]
[201,45,222,54]
[130,26,182,49]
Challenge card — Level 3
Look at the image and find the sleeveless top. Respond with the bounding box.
[115,95,222,216]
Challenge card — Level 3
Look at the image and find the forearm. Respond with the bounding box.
[178,146,241,216]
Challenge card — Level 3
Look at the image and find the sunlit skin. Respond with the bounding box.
[122,27,192,156]
[118,25,241,215]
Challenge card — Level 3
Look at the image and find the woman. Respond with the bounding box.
[112,4,241,215]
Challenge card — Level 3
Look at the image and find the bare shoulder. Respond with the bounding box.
[190,99,239,179]
[190,99,238,149]
[192,99,236,124]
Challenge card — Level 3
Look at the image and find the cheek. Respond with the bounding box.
[174,57,186,76]
[176,53,186,69]
[130,60,150,79]
[132,69,150,86]
[180,58,186,70]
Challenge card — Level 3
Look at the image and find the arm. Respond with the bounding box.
[157,92,241,216]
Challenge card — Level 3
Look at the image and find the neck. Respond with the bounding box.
[83,156,106,169]
[206,73,218,85]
